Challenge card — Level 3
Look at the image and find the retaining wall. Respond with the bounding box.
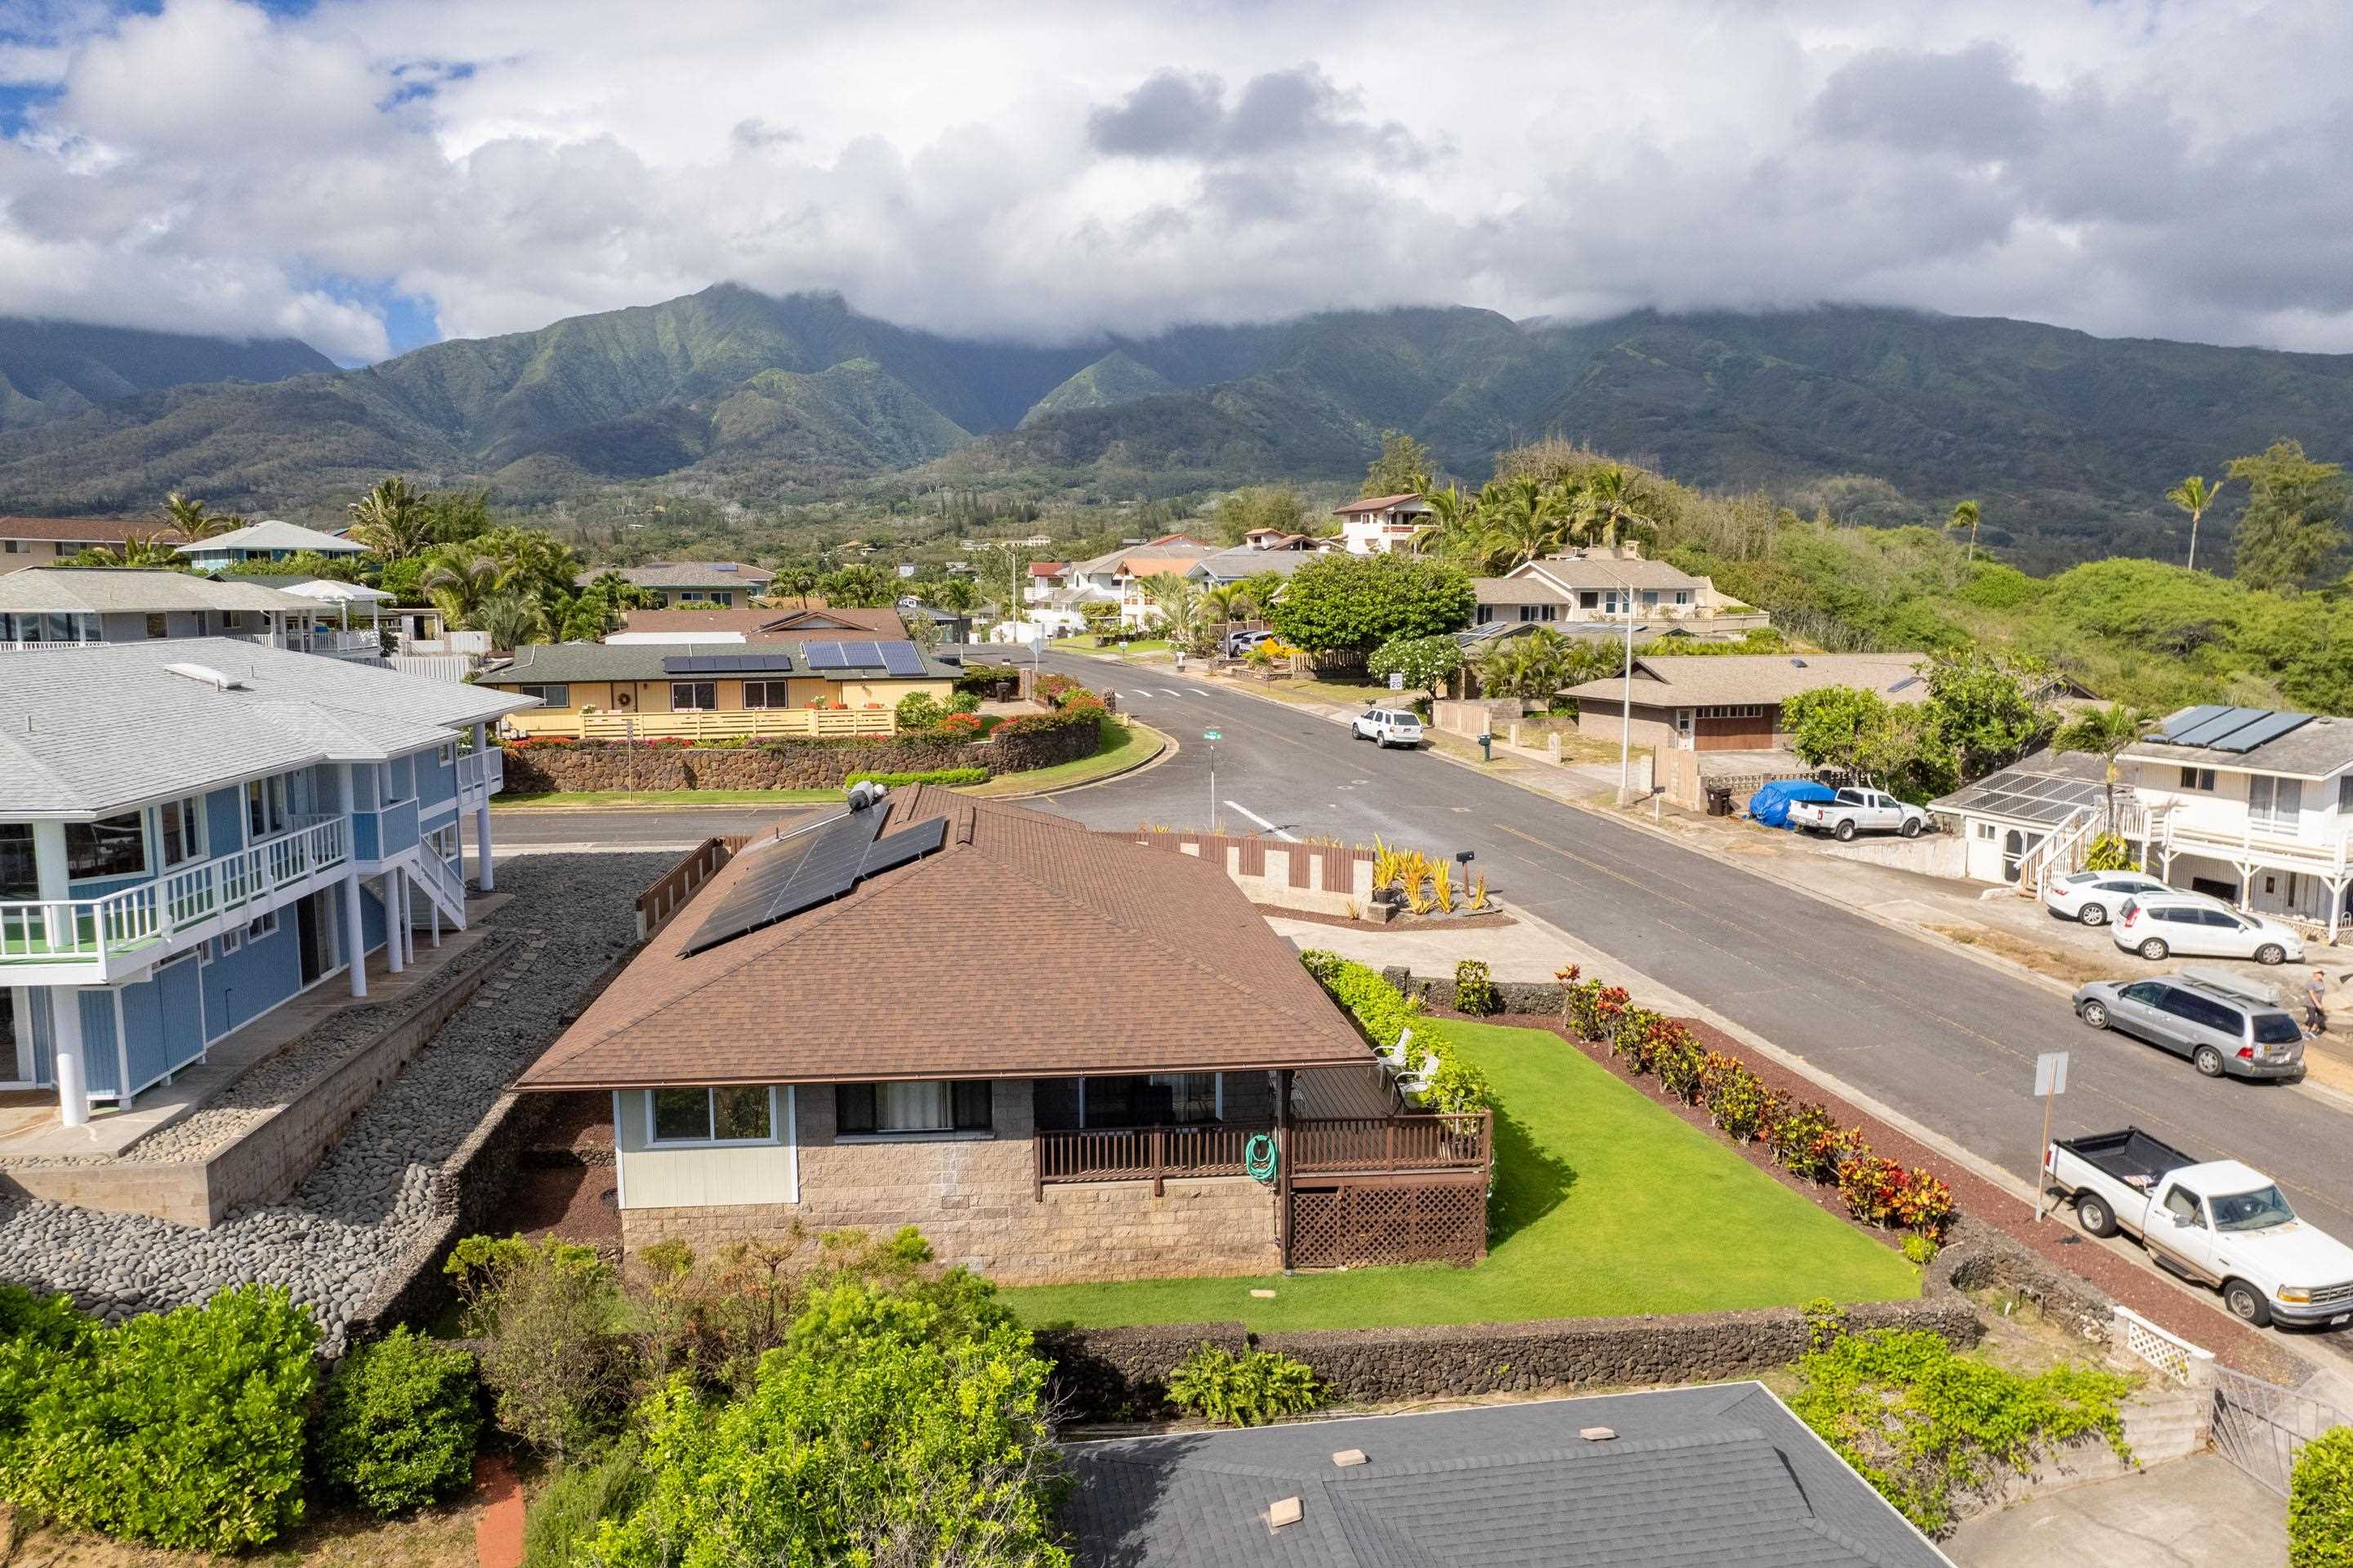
[1383,966,1563,1016]
[500,713,1098,793]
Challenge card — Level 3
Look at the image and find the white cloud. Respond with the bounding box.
[2,0,2351,360]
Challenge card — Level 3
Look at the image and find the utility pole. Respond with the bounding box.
[1594,561,1638,804]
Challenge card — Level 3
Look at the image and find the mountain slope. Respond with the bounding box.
[0,318,334,434]
[5,287,2353,570]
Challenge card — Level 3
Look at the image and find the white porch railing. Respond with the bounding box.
[2160,812,2353,878]
[0,639,100,654]
[2015,805,2097,898]
[406,846,469,929]
[456,748,503,796]
[0,815,347,972]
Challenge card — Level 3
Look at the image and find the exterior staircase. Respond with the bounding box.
[404,848,470,932]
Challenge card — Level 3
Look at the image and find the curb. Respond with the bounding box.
[958,721,1178,801]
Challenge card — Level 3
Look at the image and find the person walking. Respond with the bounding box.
[2306,968,2331,1038]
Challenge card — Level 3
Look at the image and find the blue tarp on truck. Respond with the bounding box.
[1748,780,1837,829]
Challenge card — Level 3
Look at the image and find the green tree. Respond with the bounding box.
[1076,601,1119,639]
[2052,703,2154,835]
[475,593,549,650]
[417,488,493,547]
[1572,463,1656,549]
[2164,475,2226,573]
[346,477,432,562]
[819,564,897,607]
[1947,499,1982,564]
[1270,552,1475,654]
[160,492,239,541]
[2228,439,2349,593]
[224,548,363,583]
[933,576,980,614]
[1368,633,1462,700]
[1359,430,1434,498]
[1473,627,1577,701]
[1138,572,1212,653]
[779,566,819,607]
[70,532,182,568]
[1922,651,2052,782]
[1214,484,1310,545]
[1782,686,1935,793]
[1475,475,1570,571]
[2290,1425,2353,1568]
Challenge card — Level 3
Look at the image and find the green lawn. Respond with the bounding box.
[493,788,847,808]
[957,717,1165,797]
[1002,1021,1920,1332]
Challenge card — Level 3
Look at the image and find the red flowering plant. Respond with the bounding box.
[1892,1168,1956,1238]
[1701,1055,1774,1141]
[936,713,987,735]
[1835,1152,1907,1226]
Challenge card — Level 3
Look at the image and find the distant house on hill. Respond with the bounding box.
[582,561,775,607]
[0,517,146,574]
[1334,493,1435,555]
[607,605,907,645]
[172,519,366,571]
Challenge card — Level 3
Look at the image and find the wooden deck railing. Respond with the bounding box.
[634,833,752,939]
[1033,1112,1489,1198]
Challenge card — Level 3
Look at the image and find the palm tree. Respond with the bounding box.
[76,531,183,569]
[1574,464,1655,549]
[1948,499,1982,564]
[473,593,548,651]
[346,476,431,561]
[1475,628,1574,701]
[160,492,238,541]
[1419,484,1480,566]
[782,567,819,608]
[1476,476,1569,572]
[422,549,508,627]
[2166,476,2226,572]
[2052,703,2154,838]
[1138,572,1211,654]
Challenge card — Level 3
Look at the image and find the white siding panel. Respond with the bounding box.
[614,1086,799,1210]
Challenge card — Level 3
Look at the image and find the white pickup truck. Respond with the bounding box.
[2044,1128,2353,1329]
[1787,787,1931,842]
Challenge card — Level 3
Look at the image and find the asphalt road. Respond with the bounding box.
[494,654,2353,1351]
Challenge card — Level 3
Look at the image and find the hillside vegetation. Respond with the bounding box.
[0,317,332,435]
[8,285,2353,571]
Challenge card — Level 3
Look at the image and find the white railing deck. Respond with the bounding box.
[0,639,101,654]
[2162,813,2352,875]
[0,815,347,972]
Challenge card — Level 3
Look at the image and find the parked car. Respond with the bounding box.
[1785,787,1931,842]
[2043,1128,2353,1327]
[2043,869,2177,927]
[1352,708,1424,748]
[2113,894,2304,965]
[2072,967,2307,1080]
[1223,629,1276,657]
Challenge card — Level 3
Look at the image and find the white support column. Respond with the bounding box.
[51,989,88,1128]
[385,869,405,973]
[341,869,368,998]
[428,887,441,949]
[471,722,494,892]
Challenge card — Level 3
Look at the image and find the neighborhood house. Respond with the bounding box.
[1471,545,1770,640]
[475,639,955,739]
[1334,493,1435,554]
[581,561,776,607]
[513,786,1491,1283]
[0,568,383,660]
[0,517,149,574]
[0,640,525,1125]
[605,605,908,645]
[1563,652,1929,753]
[171,519,369,571]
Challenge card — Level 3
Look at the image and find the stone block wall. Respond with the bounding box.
[618,1079,1282,1285]
[501,710,1100,793]
[1382,966,1564,1017]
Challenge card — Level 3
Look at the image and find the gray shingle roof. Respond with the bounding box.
[1193,548,1319,582]
[1064,1384,1949,1568]
[583,561,775,590]
[481,640,956,685]
[172,519,364,556]
[1516,556,1707,592]
[0,638,534,820]
[0,567,310,614]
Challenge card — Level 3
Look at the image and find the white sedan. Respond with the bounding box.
[2043,869,2177,927]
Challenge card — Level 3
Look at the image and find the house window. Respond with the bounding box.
[65,812,146,880]
[2339,774,2353,813]
[215,929,243,958]
[144,614,167,639]
[1474,605,1494,625]
[648,1086,777,1145]
[1079,1074,1221,1126]
[514,683,570,708]
[1673,590,1692,605]
[1973,820,1997,841]
[671,681,717,712]
[2179,766,2216,791]
[247,909,279,941]
[159,797,206,868]
[437,743,455,768]
[0,824,33,900]
[743,681,793,709]
[248,777,288,837]
[836,1080,993,1136]
[2248,775,2303,832]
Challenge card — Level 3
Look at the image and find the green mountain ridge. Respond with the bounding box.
[3,284,2351,571]
[0,318,335,435]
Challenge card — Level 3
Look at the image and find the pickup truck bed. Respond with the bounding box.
[2056,1128,2195,1192]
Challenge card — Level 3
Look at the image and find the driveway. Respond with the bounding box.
[1945,1453,2284,1568]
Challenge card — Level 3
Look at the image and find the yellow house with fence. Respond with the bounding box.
[475,641,955,740]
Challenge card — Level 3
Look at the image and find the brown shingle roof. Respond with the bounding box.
[513,788,1377,1092]
[1333,493,1426,515]
[614,605,908,640]
[1560,653,1929,707]
[0,516,145,544]
[584,561,775,590]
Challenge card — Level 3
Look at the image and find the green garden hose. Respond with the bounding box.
[1244,1133,1279,1184]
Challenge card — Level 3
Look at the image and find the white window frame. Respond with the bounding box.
[215,929,243,958]
[437,742,456,768]
[644,1085,783,1148]
[246,909,279,941]
[2248,775,2303,833]
[159,797,208,869]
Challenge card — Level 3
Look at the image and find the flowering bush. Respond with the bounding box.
[1703,1056,1775,1141]
[1561,976,1630,1043]
[1766,1101,1841,1178]
[935,712,988,735]
[1891,1168,1956,1239]
[1836,1153,1908,1227]
[1653,1030,1708,1104]
[1034,672,1079,705]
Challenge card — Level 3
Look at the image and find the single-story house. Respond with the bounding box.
[1064,540,1221,629]
[0,567,313,650]
[512,786,1491,1282]
[1931,749,2118,886]
[1335,493,1434,555]
[581,561,775,607]
[1065,1383,1950,1567]
[1471,546,1769,638]
[606,605,908,645]
[173,519,367,570]
[1188,547,1324,588]
[476,639,954,738]
[1562,653,1930,753]
[0,517,146,574]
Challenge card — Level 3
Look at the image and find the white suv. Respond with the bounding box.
[2114,894,2305,966]
[1353,708,1424,748]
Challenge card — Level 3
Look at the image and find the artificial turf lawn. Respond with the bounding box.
[1001,1020,1922,1332]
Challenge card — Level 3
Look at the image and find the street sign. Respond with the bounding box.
[2034,1052,2069,1097]
[1203,729,1221,741]
[1387,672,1405,691]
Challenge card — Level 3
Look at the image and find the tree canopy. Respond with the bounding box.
[2227,439,2347,594]
[1359,430,1434,498]
[1266,553,1474,654]
[1368,634,1462,699]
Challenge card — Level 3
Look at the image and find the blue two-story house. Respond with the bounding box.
[0,640,534,1128]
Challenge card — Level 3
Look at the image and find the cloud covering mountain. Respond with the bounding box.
[3,0,2351,362]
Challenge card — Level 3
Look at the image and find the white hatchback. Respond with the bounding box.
[1352,708,1424,748]
[2043,869,2177,927]
[2114,894,2306,966]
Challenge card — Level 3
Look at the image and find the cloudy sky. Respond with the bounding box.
[3,0,2350,364]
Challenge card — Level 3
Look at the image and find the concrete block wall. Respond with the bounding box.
[1124,831,1376,918]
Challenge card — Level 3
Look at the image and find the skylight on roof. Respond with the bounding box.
[163,662,246,690]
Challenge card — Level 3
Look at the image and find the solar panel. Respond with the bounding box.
[2166,706,2270,748]
[2208,710,2312,754]
[879,641,926,677]
[2158,704,2230,742]
[801,640,847,669]
[839,640,884,668]
[662,652,795,675]
[678,804,949,956]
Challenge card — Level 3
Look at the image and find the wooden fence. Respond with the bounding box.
[568,708,895,742]
[1034,1111,1489,1198]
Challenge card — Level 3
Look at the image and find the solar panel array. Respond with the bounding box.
[2154,706,2314,753]
[1939,766,2110,827]
[661,652,797,675]
[679,806,949,956]
[798,638,929,674]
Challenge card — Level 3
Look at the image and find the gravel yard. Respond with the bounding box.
[0,853,663,1343]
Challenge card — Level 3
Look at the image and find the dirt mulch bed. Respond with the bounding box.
[1422,999,2312,1383]
[1271,909,1517,933]
[507,1164,620,1245]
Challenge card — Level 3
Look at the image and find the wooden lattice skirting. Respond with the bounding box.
[1290,1173,1489,1269]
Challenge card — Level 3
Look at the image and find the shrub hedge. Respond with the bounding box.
[1300,951,1493,1115]
[1557,965,1953,1240]
[1167,1344,1324,1427]
[2291,1426,2353,1567]
[844,767,990,788]
[312,1326,481,1518]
